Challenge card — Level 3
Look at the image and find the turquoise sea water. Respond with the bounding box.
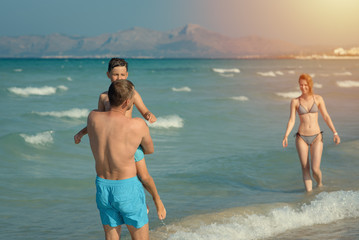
[0,58,358,239]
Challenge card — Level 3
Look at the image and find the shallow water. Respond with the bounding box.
[1,58,358,239]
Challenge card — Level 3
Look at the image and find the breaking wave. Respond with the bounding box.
[336,80,359,88]
[172,87,192,92]
[313,83,322,88]
[149,115,184,129]
[257,71,277,77]
[334,72,352,76]
[163,191,359,240]
[33,108,90,119]
[275,91,301,99]
[20,131,54,145]
[212,68,240,73]
[231,96,249,101]
[8,85,68,96]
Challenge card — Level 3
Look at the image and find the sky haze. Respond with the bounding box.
[1,0,358,46]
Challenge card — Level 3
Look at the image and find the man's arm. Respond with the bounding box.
[136,159,166,220]
[133,89,157,123]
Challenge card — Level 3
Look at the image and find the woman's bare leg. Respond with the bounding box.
[310,134,324,188]
[296,136,312,192]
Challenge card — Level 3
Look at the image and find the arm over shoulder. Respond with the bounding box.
[133,89,157,123]
[133,90,149,114]
[133,118,154,154]
[97,92,108,111]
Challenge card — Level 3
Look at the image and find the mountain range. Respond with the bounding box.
[0,24,336,58]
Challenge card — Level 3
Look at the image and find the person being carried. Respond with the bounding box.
[87,79,166,240]
[75,58,157,214]
[282,73,340,192]
[74,58,157,144]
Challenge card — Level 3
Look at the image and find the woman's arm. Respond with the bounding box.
[283,99,297,148]
[317,95,341,144]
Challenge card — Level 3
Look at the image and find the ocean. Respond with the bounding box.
[0,58,358,240]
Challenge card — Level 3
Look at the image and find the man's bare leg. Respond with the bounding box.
[296,136,312,192]
[103,225,121,240]
[127,223,149,240]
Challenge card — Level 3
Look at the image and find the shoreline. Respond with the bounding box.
[149,190,359,240]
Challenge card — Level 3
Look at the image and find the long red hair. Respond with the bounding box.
[299,73,313,95]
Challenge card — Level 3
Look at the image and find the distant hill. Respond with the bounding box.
[0,24,334,58]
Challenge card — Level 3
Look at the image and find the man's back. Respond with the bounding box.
[87,110,149,180]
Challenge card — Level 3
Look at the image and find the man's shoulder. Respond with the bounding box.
[129,117,147,129]
[89,109,101,117]
[131,117,146,124]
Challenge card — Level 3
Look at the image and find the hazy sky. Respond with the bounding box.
[1,0,358,46]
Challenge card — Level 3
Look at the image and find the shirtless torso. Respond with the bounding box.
[87,110,153,180]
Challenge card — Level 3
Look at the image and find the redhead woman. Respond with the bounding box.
[282,74,340,192]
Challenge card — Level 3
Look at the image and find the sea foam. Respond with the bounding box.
[166,190,359,240]
[8,85,68,97]
[20,131,54,145]
[212,68,240,73]
[149,115,184,129]
[276,91,301,99]
[313,83,323,88]
[172,87,192,92]
[33,108,90,119]
[219,73,235,78]
[336,80,359,88]
[257,71,277,77]
[334,71,352,76]
[231,96,249,101]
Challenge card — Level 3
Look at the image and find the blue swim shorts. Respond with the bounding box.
[135,145,144,162]
[95,176,148,228]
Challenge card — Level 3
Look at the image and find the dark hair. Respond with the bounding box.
[108,80,134,107]
[108,58,128,73]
